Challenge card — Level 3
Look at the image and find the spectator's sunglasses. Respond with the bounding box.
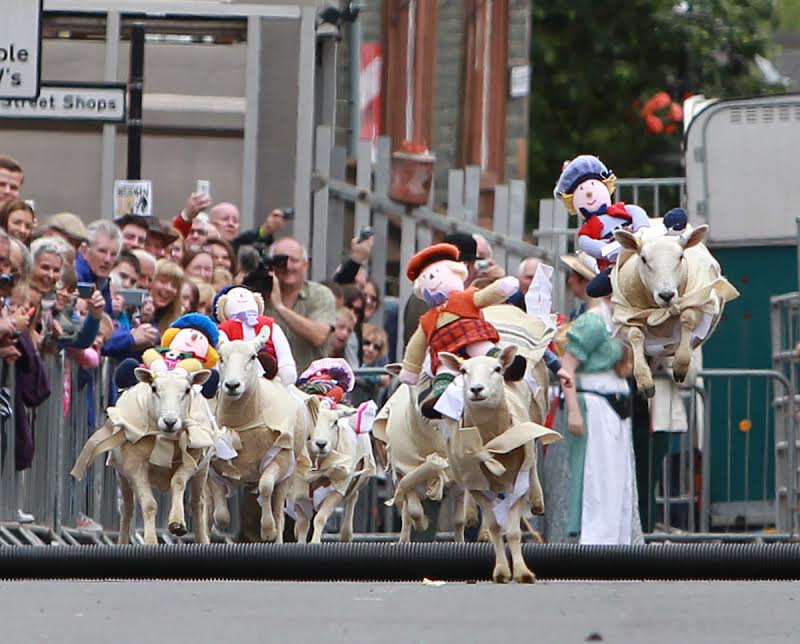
[363,339,383,350]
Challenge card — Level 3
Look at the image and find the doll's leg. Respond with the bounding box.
[257,351,279,379]
[200,369,220,399]
[419,366,458,420]
[586,267,613,298]
[113,358,140,390]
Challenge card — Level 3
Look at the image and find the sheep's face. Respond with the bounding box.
[438,346,517,411]
[134,368,210,434]
[615,225,709,309]
[308,406,356,461]
[217,327,270,400]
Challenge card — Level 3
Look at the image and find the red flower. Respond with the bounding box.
[669,103,683,123]
[645,114,664,134]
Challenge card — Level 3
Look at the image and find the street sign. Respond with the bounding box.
[0,0,43,100]
[0,82,127,122]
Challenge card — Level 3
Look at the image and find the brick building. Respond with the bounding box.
[335,0,531,219]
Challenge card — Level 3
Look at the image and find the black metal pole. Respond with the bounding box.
[127,24,145,180]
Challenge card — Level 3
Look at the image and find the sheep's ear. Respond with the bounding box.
[499,345,518,371]
[254,325,271,349]
[614,229,640,252]
[336,407,358,420]
[190,369,211,387]
[681,224,708,249]
[438,352,463,372]
[384,363,402,376]
[134,368,155,384]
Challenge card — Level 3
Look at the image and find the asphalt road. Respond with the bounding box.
[1,580,796,643]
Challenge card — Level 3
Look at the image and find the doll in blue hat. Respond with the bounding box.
[553,156,686,297]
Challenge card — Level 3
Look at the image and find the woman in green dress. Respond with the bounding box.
[543,254,643,544]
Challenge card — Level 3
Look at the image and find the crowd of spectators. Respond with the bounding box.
[0,152,405,526]
[0,151,682,541]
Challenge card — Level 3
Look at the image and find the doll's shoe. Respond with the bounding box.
[419,372,456,419]
[257,352,279,379]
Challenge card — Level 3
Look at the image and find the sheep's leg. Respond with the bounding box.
[472,492,510,583]
[189,466,210,544]
[530,452,544,516]
[310,492,343,544]
[208,475,231,531]
[271,478,290,545]
[508,497,536,584]
[464,492,480,528]
[673,309,702,383]
[294,504,311,544]
[258,451,292,542]
[129,465,158,545]
[452,489,466,543]
[339,490,359,543]
[398,500,413,544]
[628,326,655,398]
[406,490,428,532]
[118,475,135,546]
[167,462,192,537]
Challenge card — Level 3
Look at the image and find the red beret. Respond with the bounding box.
[406,243,460,281]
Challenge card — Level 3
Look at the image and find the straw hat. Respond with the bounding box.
[559,251,599,281]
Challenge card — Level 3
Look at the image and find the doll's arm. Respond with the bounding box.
[473,277,519,308]
[578,234,608,259]
[270,323,298,385]
[626,204,650,232]
[401,326,427,375]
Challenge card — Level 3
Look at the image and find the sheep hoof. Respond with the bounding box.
[168,522,187,536]
[514,569,536,584]
[493,566,512,584]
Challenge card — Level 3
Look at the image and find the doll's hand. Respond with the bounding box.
[497,275,519,297]
[398,368,419,385]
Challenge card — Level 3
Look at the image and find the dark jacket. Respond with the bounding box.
[14,332,51,470]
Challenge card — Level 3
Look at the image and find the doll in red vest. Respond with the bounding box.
[213,285,298,385]
[554,155,655,298]
[399,243,519,418]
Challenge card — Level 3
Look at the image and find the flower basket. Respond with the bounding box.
[389,141,436,206]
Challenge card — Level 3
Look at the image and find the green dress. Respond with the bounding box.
[543,306,644,544]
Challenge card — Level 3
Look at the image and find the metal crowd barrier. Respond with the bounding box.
[0,360,398,543]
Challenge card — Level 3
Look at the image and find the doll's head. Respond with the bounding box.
[407,243,468,307]
[213,285,264,323]
[554,155,617,217]
[160,313,220,368]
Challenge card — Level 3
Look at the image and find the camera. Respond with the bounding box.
[475,259,491,273]
[357,225,374,242]
[0,273,16,289]
[119,288,149,308]
[281,208,295,220]
[77,282,94,299]
[240,245,289,296]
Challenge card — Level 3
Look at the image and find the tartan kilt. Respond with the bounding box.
[428,318,500,373]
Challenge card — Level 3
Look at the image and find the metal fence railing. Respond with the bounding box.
[1,352,796,543]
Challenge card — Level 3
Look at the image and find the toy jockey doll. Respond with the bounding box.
[113,313,220,398]
[399,243,519,419]
[212,285,297,386]
[555,155,676,298]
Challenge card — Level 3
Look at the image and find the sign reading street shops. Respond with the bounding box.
[0,82,127,123]
[0,0,43,99]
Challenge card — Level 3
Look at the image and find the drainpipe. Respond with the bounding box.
[349,8,363,157]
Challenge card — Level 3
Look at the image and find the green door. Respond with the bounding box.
[701,245,796,527]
